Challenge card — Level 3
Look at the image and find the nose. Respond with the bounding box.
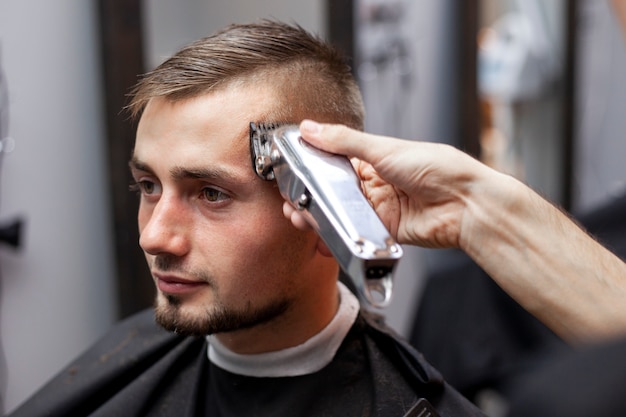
[139,196,191,257]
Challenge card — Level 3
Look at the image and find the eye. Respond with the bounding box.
[130,180,161,196]
[202,187,229,203]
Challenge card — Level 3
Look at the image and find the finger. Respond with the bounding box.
[283,201,332,256]
[283,201,312,231]
[316,239,333,257]
[299,120,394,163]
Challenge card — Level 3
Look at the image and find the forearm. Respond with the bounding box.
[461,172,626,343]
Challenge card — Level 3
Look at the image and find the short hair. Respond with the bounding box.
[127,20,364,130]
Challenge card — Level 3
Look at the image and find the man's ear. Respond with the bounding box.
[316,238,333,257]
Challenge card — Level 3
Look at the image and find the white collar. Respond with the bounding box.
[206,282,360,377]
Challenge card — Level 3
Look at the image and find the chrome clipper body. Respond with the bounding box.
[249,122,402,308]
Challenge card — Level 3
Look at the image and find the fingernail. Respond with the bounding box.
[300,119,321,135]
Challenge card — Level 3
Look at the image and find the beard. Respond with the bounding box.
[151,253,291,337]
[154,292,290,337]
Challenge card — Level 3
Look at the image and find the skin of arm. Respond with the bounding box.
[287,120,626,344]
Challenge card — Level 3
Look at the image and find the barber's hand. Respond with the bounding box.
[289,121,626,344]
[284,120,495,249]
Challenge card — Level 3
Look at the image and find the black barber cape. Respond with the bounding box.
[9,309,484,417]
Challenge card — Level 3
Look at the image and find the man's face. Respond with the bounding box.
[130,86,331,337]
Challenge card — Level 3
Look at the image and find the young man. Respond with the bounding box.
[9,21,483,416]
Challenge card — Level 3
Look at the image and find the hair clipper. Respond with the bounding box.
[249,122,402,308]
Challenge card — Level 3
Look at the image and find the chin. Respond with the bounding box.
[153,292,206,336]
[153,292,290,337]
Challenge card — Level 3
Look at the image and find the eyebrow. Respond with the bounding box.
[129,157,152,174]
[129,157,247,184]
[169,166,243,183]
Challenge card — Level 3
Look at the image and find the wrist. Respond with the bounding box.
[457,164,522,256]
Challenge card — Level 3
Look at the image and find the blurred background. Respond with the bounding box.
[0,0,625,415]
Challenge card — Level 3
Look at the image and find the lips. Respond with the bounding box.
[154,273,207,295]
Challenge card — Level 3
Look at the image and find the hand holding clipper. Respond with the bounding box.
[250,122,402,308]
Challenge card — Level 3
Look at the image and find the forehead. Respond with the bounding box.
[141,83,276,135]
[134,85,283,167]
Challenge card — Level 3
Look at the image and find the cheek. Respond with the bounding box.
[207,209,317,295]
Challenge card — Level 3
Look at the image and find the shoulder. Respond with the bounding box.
[352,310,444,396]
[8,309,205,417]
[353,310,487,417]
[66,308,182,368]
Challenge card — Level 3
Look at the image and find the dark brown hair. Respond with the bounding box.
[127,20,364,129]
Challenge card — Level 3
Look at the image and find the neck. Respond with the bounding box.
[207,281,360,377]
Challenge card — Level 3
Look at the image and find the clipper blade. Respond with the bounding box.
[250,122,282,180]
